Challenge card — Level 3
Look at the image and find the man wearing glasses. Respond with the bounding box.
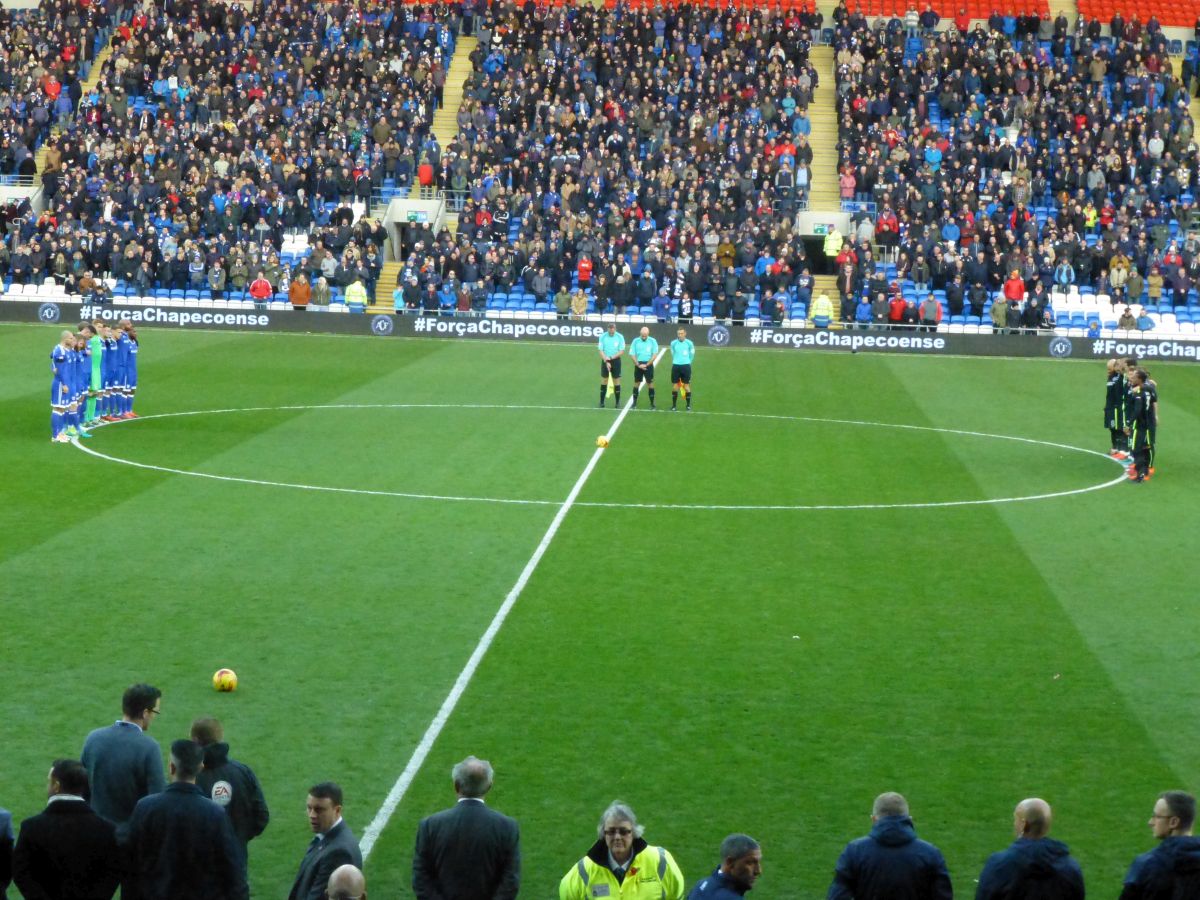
[559,801,684,899]
[81,683,166,824]
[1120,791,1200,898]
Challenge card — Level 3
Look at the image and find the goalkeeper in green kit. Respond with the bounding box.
[82,322,103,426]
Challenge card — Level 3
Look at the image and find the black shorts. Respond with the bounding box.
[633,362,655,383]
[671,364,692,385]
[601,356,622,378]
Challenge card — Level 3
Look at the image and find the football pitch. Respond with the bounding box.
[2,322,1198,898]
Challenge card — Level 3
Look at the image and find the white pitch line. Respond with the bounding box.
[355,348,666,860]
[71,403,1129,511]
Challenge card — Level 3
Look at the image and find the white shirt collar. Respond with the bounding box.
[317,817,343,841]
[457,797,486,805]
[48,794,86,805]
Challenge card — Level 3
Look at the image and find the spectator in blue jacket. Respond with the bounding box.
[1121,791,1200,899]
[688,834,762,898]
[976,798,1084,900]
[855,296,874,328]
[122,739,247,900]
[827,792,952,900]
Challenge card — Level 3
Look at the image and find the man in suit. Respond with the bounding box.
[81,683,166,824]
[288,783,362,900]
[412,756,520,900]
[12,758,123,900]
[122,740,247,900]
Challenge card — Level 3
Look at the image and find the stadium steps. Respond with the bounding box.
[409,35,477,200]
[35,36,116,185]
[371,261,403,310]
[809,274,843,328]
[1046,0,1077,23]
[806,44,839,214]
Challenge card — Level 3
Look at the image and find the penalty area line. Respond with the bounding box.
[356,348,666,860]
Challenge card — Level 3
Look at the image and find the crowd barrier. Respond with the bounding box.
[10,299,1200,362]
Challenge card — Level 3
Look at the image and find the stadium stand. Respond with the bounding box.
[829,6,1200,336]
[0,0,457,309]
[4,0,1200,342]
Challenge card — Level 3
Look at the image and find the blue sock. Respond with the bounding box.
[52,410,63,437]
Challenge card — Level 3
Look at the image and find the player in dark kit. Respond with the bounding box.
[1104,359,1129,459]
[1125,368,1154,483]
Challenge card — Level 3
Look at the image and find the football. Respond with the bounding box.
[212,668,238,692]
[596,435,609,448]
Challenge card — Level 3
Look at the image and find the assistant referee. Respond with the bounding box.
[598,322,625,408]
[629,326,659,409]
[670,327,695,411]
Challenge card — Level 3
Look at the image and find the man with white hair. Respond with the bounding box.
[559,801,684,899]
[412,756,520,900]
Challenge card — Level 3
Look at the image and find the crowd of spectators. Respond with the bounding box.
[1,0,460,304]
[390,0,826,321]
[9,0,1200,335]
[830,2,1200,329]
[0,0,110,182]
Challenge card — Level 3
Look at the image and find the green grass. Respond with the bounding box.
[2,323,1198,898]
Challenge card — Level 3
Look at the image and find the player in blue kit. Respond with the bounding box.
[73,332,92,433]
[50,331,75,443]
[61,334,89,440]
[670,327,695,411]
[628,326,659,409]
[598,322,625,408]
[118,319,140,418]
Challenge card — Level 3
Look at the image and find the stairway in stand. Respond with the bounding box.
[806,44,839,215]
[805,43,843,326]
[375,35,477,310]
[407,33,477,212]
[35,38,115,185]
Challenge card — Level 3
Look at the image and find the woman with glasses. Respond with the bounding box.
[559,801,684,900]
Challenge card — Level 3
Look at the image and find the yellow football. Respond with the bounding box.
[212,668,238,692]
[596,435,610,448]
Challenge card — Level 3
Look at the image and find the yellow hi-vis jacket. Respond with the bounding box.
[345,281,369,306]
[823,228,843,258]
[560,839,684,900]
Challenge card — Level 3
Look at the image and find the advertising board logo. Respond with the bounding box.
[706,324,731,347]
[370,314,395,336]
[1048,336,1073,358]
[38,302,61,324]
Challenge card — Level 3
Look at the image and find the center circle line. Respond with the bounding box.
[70,404,1128,511]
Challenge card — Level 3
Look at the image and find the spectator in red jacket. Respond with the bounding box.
[888,294,907,326]
[249,272,273,306]
[1003,271,1026,303]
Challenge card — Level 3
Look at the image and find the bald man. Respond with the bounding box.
[326,864,366,900]
[975,799,1083,900]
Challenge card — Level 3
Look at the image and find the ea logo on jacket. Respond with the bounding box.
[211,780,234,806]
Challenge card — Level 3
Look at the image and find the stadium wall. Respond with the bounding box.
[9,300,1200,363]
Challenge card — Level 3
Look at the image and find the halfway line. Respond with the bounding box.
[356,348,666,859]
